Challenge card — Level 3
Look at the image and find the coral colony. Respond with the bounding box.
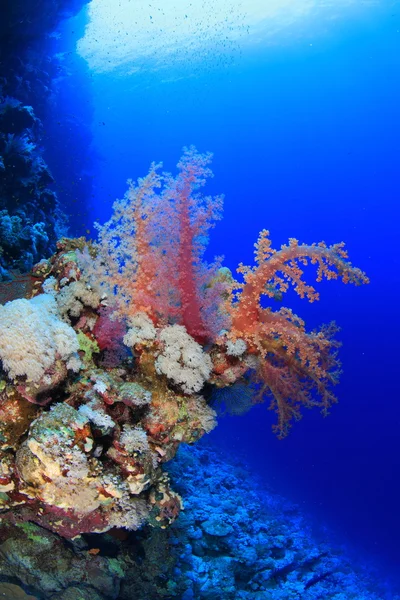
[0,147,368,539]
[0,99,60,279]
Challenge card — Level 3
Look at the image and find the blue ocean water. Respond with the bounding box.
[41,0,400,591]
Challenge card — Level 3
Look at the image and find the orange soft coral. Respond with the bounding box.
[226,230,369,437]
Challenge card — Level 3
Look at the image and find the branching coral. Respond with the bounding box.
[224,229,369,436]
[169,149,224,342]
[92,146,226,343]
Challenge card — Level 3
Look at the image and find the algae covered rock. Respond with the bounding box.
[0,522,121,598]
[0,582,37,600]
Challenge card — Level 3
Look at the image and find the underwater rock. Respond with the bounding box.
[11,401,153,537]
[118,527,184,600]
[0,99,37,135]
[0,522,120,598]
[50,589,105,600]
[166,444,393,600]
[0,105,60,278]
[0,582,37,600]
[201,517,234,537]
[0,385,40,450]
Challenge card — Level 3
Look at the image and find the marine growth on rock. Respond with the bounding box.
[0,148,368,540]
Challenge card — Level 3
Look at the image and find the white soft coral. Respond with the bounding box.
[155,324,212,394]
[123,311,156,347]
[0,294,80,382]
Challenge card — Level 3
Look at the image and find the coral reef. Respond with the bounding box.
[86,147,368,436]
[166,444,395,600]
[0,443,395,600]
[0,0,92,279]
[0,98,60,277]
[0,234,216,539]
[0,148,369,596]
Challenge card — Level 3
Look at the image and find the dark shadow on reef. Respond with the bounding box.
[0,0,91,280]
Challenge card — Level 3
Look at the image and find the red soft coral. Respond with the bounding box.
[170,147,224,342]
[93,306,128,367]
[94,147,226,343]
[225,229,369,437]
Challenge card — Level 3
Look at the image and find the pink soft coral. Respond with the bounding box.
[94,147,226,343]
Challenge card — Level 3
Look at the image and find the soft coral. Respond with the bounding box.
[225,229,368,437]
[89,151,368,437]
[94,147,225,343]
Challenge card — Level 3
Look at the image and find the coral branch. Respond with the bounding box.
[94,162,164,317]
[173,147,224,342]
[225,230,368,437]
[92,147,225,342]
[230,229,369,336]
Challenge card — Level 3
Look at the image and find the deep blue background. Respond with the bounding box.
[56,2,400,581]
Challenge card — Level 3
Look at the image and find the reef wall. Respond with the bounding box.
[0,0,90,279]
